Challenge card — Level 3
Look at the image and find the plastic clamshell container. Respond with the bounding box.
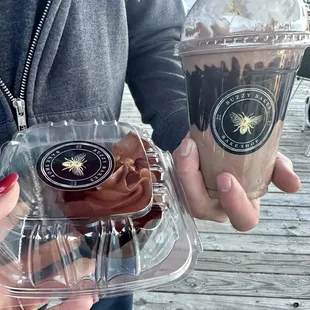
[0,120,202,301]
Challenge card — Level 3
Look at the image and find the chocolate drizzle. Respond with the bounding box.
[185,56,296,132]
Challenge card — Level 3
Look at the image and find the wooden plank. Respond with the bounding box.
[280,129,307,135]
[200,233,310,254]
[259,205,310,221]
[195,251,310,275]
[269,138,309,148]
[133,292,310,310]
[195,219,310,236]
[155,271,310,299]
[279,136,310,144]
[269,184,310,194]
[277,143,310,152]
[279,145,310,154]
[260,192,310,207]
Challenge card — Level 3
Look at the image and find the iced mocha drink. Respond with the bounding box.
[183,49,300,199]
[177,0,310,199]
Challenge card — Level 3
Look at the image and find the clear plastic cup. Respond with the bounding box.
[176,0,310,199]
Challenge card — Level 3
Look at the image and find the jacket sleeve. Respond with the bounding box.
[126,0,189,153]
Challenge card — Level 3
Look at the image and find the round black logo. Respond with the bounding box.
[37,141,115,191]
[211,86,276,155]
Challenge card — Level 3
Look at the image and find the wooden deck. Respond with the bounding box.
[120,79,310,310]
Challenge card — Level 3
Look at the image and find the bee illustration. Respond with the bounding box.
[229,112,263,135]
[62,153,87,176]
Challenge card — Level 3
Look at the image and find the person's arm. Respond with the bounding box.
[125,1,301,232]
[126,0,188,153]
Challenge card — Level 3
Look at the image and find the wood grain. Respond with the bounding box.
[261,193,310,206]
[259,205,310,221]
[155,270,310,299]
[200,233,310,254]
[195,251,310,275]
[133,293,310,310]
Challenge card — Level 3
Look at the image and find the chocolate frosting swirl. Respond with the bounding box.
[85,163,152,216]
[59,132,156,218]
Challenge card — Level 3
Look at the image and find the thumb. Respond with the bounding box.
[0,173,20,220]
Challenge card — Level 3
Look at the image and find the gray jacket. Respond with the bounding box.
[0,0,189,152]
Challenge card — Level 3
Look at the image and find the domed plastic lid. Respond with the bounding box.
[177,0,310,55]
[0,120,202,304]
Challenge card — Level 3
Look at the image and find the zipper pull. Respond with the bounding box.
[13,98,27,131]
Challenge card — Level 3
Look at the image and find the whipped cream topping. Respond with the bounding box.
[182,0,308,40]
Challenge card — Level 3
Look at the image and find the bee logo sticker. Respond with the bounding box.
[37,141,115,191]
[211,86,276,155]
[62,153,87,176]
[229,112,263,135]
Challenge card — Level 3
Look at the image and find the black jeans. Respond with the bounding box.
[91,295,133,310]
[39,295,133,310]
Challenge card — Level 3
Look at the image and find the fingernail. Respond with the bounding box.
[217,175,232,192]
[179,138,193,157]
[0,173,18,196]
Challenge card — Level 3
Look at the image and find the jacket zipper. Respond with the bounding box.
[0,0,52,132]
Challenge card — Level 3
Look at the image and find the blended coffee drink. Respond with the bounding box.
[177,0,310,199]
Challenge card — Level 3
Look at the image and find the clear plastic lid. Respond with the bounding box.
[0,120,202,304]
[176,0,310,55]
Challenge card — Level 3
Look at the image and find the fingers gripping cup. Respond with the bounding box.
[176,0,310,199]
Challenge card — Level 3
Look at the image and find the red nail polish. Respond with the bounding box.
[0,173,18,195]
